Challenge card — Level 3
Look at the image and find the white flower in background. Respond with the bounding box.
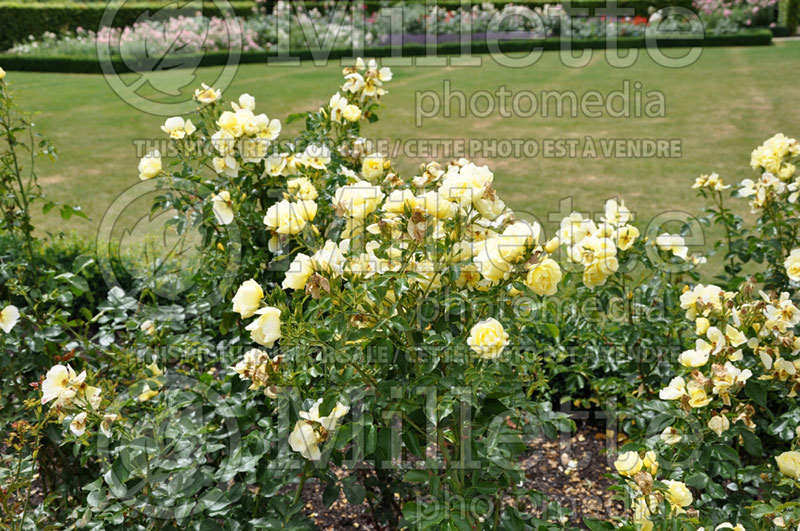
[140,320,156,335]
[232,279,264,319]
[193,83,221,104]
[245,306,282,348]
[211,190,234,225]
[137,150,162,180]
[69,412,88,437]
[160,116,196,139]
[0,305,19,333]
[289,420,322,460]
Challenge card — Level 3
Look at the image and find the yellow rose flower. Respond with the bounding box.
[232,279,264,319]
[0,304,19,333]
[544,237,560,254]
[193,83,221,104]
[0,67,6,80]
[286,177,318,201]
[343,104,361,122]
[525,258,562,296]
[138,150,162,180]
[264,200,308,235]
[776,451,800,478]
[361,153,385,182]
[613,451,643,476]
[283,253,314,291]
[211,190,234,225]
[289,420,322,460]
[161,116,196,139]
[663,480,693,510]
[785,249,800,282]
[245,306,282,348]
[467,318,509,360]
[333,181,385,219]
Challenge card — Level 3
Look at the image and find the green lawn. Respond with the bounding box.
[7,41,800,249]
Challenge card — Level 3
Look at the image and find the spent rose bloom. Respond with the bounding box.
[467,318,509,360]
[69,412,88,437]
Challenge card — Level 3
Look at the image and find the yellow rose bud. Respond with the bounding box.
[695,317,710,335]
[544,237,560,254]
[0,67,6,80]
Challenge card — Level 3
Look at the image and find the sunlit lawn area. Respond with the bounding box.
[9,41,800,251]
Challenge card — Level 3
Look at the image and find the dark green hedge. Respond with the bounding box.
[0,2,257,51]
[0,30,773,74]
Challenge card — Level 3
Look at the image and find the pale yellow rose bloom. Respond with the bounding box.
[193,83,221,104]
[785,249,800,282]
[664,480,693,511]
[289,420,322,460]
[613,451,643,476]
[467,318,509,360]
[0,304,19,333]
[776,451,800,478]
[161,117,195,139]
[283,253,313,291]
[525,258,562,296]
[232,279,264,319]
[211,191,234,225]
[138,150,162,180]
[245,306,282,348]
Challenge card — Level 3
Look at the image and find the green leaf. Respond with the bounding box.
[404,470,430,483]
[741,429,763,456]
[744,380,767,409]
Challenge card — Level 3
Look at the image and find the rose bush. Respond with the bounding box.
[2,58,800,529]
